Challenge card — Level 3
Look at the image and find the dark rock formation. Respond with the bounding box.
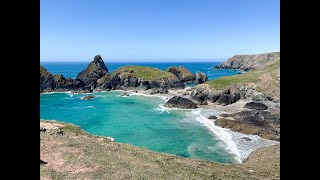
[244,102,268,110]
[76,55,109,89]
[242,137,252,141]
[214,52,280,71]
[53,74,75,91]
[195,72,208,84]
[40,66,55,92]
[167,66,196,82]
[149,89,168,95]
[208,115,217,119]
[40,159,47,165]
[190,84,240,106]
[81,95,95,100]
[164,96,197,109]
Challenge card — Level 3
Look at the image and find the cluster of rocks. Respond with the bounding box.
[40,55,208,94]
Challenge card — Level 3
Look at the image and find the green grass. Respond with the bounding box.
[206,61,280,91]
[113,66,177,80]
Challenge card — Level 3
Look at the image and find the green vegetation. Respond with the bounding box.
[113,66,177,80]
[206,61,280,97]
[41,121,280,179]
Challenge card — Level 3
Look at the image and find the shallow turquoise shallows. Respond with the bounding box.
[40,91,237,163]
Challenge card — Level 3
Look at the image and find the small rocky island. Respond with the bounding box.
[164,96,198,109]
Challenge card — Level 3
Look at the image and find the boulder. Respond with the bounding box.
[244,102,268,110]
[208,115,217,119]
[164,96,197,109]
[242,137,252,141]
[195,71,208,84]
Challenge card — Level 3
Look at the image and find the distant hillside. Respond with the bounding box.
[207,60,280,98]
[215,52,280,71]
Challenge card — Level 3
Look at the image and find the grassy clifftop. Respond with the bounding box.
[113,66,177,81]
[41,120,280,179]
[206,60,280,98]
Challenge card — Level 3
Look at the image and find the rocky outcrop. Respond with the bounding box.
[195,72,208,85]
[167,66,196,82]
[40,66,55,92]
[190,84,240,106]
[97,66,185,90]
[76,55,109,89]
[164,96,197,109]
[40,66,82,92]
[244,102,268,110]
[214,52,280,71]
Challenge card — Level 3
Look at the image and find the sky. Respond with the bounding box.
[40,0,280,62]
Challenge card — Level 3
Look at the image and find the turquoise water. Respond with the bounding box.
[40,91,238,163]
[40,62,239,80]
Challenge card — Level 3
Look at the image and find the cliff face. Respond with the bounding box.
[215,52,280,71]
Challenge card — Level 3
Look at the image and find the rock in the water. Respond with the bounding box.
[242,137,252,141]
[195,71,208,84]
[82,95,95,100]
[208,115,217,119]
[164,96,197,109]
[167,66,196,82]
[76,55,109,89]
[244,102,268,110]
[120,92,130,96]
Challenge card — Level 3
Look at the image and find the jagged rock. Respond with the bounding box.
[167,66,196,82]
[208,115,217,119]
[81,95,95,100]
[40,66,55,92]
[195,72,208,84]
[76,55,109,89]
[244,102,268,110]
[149,89,168,95]
[164,96,197,109]
[53,74,75,91]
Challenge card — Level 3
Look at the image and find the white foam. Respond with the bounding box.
[67,106,95,109]
[187,109,278,163]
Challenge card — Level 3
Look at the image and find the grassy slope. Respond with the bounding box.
[41,121,280,179]
[206,60,280,98]
[113,66,177,81]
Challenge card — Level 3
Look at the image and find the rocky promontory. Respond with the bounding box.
[214,52,280,71]
[167,66,196,82]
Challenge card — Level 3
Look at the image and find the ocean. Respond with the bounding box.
[40,62,239,80]
[40,62,276,163]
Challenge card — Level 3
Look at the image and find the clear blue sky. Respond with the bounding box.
[40,0,280,62]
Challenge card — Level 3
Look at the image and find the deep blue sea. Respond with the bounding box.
[40,62,275,163]
[40,62,239,80]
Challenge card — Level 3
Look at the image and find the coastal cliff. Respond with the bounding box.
[214,52,280,71]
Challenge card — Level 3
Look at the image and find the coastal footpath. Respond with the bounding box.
[40,120,280,179]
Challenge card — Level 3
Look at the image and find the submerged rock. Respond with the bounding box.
[208,115,217,119]
[242,137,252,141]
[164,96,197,109]
[120,92,130,96]
[244,102,268,110]
[82,95,95,100]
